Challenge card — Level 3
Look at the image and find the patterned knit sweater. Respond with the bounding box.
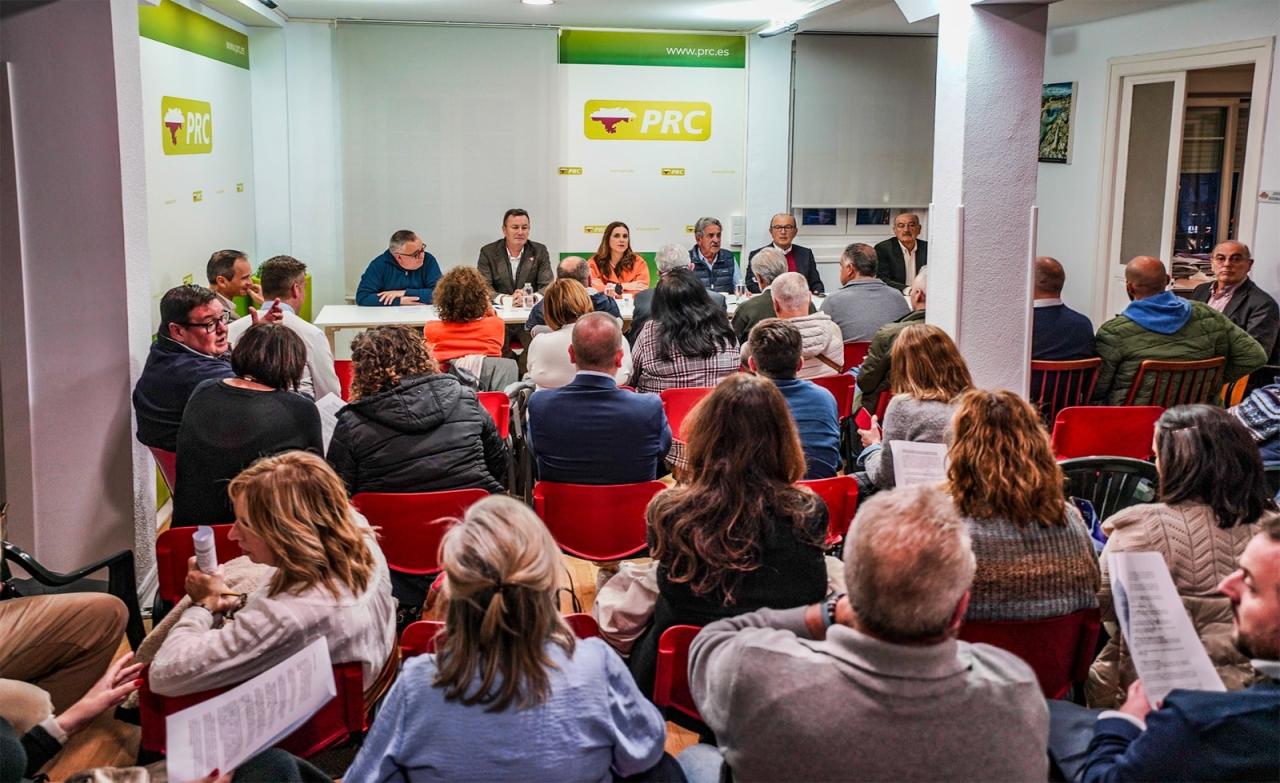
[963,504,1100,622]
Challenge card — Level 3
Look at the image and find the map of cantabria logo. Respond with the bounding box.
[161,96,213,155]
[584,100,712,141]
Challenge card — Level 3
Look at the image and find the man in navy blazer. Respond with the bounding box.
[746,213,824,295]
[1032,257,1096,360]
[528,312,671,484]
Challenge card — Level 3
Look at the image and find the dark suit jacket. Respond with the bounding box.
[476,239,553,295]
[527,373,672,484]
[1033,303,1096,361]
[1191,278,1280,363]
[874,238,928,291]
[628,286,726,345]
[746,244,824,295]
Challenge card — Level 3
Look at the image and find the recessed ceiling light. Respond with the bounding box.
[522,0,554,5]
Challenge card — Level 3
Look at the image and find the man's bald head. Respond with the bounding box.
[1125,256,1169,299]
[1034,256,1066,298]
[557,256,590,287]
[570,311,623,373]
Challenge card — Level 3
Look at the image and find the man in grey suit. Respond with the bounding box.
[874,212,928,291]
[1190,240,1280,363]
[476,208,553,302]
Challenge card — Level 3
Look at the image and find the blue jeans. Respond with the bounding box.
[676,743,724,783]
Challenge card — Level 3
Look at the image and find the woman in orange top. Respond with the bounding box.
[423,266,505,362]
[589,221,651,295]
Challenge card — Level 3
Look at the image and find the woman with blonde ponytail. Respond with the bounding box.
[345,496,668,782]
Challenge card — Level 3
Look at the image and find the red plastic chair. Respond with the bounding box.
[477,391,511,441]
[564,612,602,639]
[660,387,714,441]
[958,607,1102,699]
[1123,357,1225,407]
[842,341,871,372]
[533,481,664,561]
[799,476,859,550]
[874,389,891,421]
[138,662,366,758]
[1029,358,1102,426]
[810,374,854,421]
[155,525,243,605]
[335,359,353,402]
[149,447,178,494]
[654,624,703,726]
[401,613,601,658]
[351,489,488,576]
[1050,406,1162,461]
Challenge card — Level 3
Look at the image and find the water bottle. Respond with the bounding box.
[193,525,218,574]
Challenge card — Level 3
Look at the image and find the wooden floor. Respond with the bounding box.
[47,555,695,780]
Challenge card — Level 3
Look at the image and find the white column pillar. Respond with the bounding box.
[928,1,1049,395]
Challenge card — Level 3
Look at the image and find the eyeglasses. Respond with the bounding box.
[396,246,426,259]
[769,225,797,232]
[1212,254,1249,264]
[180,313,232,333]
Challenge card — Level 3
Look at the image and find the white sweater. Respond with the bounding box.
[787,312,843,379]
[525,323,633,391]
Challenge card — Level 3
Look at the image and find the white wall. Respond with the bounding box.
[745,33,795,253]
[1037,0,1280,321]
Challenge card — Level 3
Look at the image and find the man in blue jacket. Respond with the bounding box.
[355,229,443,306]
[689,217,739,294]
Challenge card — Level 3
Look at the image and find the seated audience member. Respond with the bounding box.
[326,325,506,495]
[525,256,621,331]
[149,452,396,697]
[688,217,739,294]
[132,285,235,452]
[175,324,322,527]
[631,243,726,343]
[525,279,631,391]
[731,247,808,344]
[356,229,443,306]
[589,221,650,295]
[1072,516,1280,783]
[1090,405,1278,707]
[820,242,909,342]
[747,319,839,479]
[858,324,972,490]
[346,496,668,781]
[746,213,823,295]
[682,485,1049,782]
[476,208,553,300]
[206,248,263,314]
[1232,381,1280,463]
[858,266,928,413]
[768,272,842,378]
[947,389,1100,620]
[1191,240,1279,362]
[628,374,829,694]
[1032,255,1096,360]
[1093,256,1266,404]
[629,268,740,394]
[228,254,340,400]
[528,313,669,484]
[422,266,505,362]
[874,212,928,292]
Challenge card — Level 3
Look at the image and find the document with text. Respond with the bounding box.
[889,440,948,487]
[1110,551,1224,703]
[315,393,346,453]
[165,638,336,783]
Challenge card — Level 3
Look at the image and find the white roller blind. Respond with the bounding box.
[336,24,559,291]
[791,34,936,208]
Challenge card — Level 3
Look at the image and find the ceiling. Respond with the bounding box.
[271,0,1203,33]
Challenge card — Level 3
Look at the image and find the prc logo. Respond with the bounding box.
[161,96,213,155]
[584,100,711,142]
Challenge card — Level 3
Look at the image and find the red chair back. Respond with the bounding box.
[810,374,854,421]
[335,359,353,402]
[155,525,242,605]
[660,387,714,441]
[139,662,366,758]
[799,476,859,549]
[351,489,488,575]
[564,612,602,639]
[654,624,702,724]
[533,480,664,561]
[874,389,891,421]
[1123,357,1225,407]
[842,341,871,372]
[477,391,511,440]
[149,448,178,493]
[1029,358,1102,425]
[1050,406,1162,461]
[401,613,600,658]
[958,607,1102,699]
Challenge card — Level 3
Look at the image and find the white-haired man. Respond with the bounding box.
[688,217,740,294]
[747,212,823,295]
[630,243,726,343]
[681,485,1049,781]
[731,247,813,344]
[769,272,842,378]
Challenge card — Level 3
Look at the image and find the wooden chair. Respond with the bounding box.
[1029,358,1101,426]
[1122,357,1225,407]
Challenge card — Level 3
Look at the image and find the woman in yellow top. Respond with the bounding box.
[589,221,650,295]
[423,267,506,362]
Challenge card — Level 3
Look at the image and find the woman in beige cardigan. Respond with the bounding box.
[1089,405,1279,707]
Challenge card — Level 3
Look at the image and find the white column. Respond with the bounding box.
[928,1,1049,395]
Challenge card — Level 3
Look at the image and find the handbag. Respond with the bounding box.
[592,561,659,656]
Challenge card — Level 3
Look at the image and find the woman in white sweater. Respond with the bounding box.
[526,278,631,390]
[149,451,396,698]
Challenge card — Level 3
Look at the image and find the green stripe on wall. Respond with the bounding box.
[559,30,745,69]
[139,0,250,70]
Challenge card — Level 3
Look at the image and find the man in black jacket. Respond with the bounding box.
[875,212,928,291]
[747,213,824,295]
[1191,240,1280,363]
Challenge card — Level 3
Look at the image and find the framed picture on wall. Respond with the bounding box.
[1039,81,1076,164]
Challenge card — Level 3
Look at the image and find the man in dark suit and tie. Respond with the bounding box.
[747,213,824,295]
[476,208,554,300]
[875,212,928,291]
[1190,240,1280,363]
[527,312,671,484]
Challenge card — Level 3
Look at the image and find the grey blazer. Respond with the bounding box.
[477,238,553,295]
[1191,278,1280,363]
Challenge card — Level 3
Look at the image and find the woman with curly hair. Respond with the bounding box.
[627,374,828,694]
[589,221,650,295]
[326,325,506,496]
[945,388,1099,622]
[423,266,505,362]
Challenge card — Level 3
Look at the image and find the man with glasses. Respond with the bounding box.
[355,229,443,306]
[747,213,824,295]
[875,212,928,292]
[1191,240,1279,362]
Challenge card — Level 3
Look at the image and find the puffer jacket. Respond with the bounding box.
[1093,297,1266,405]
[1087,501,1272,708]
[326,373,507,495]
[787,312,843,379]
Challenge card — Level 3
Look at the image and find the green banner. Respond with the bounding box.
[559,30,745,69]
[139,0,250,70]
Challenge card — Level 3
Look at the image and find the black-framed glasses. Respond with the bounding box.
[770,224,797,231]
[179,313,232,333]
[396,246,427,259]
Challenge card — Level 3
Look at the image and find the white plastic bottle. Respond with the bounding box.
[193,525,218,574]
